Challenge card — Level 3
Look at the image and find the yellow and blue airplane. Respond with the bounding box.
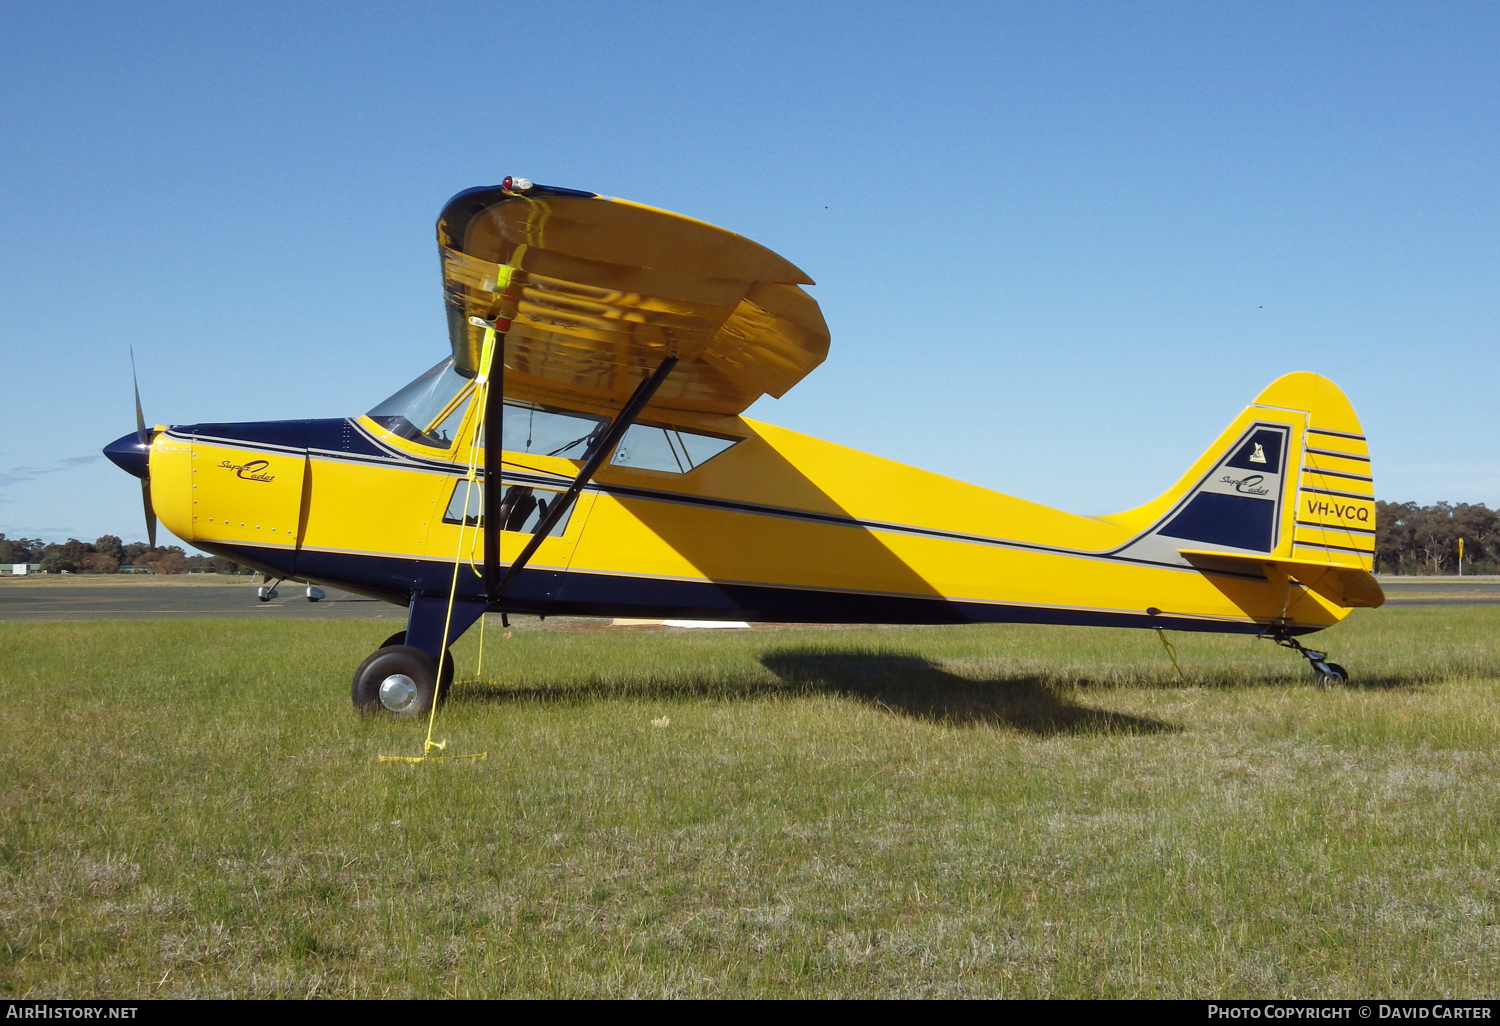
[105,177,1382,716]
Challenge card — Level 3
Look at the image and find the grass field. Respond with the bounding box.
[3,606,1499,998]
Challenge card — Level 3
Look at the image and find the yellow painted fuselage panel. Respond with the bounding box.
[150,371,1372,634]
[567,414,1342,630]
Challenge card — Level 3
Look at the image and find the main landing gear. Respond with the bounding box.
[256,577,326,602]
[351,631,456,717]
[1265,630,1349,685]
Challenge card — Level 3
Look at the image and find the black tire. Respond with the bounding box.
[1311,659,1347,685]
[351,645,451,716]
[377,631,455,691]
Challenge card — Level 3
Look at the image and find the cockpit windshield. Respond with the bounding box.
[367,358,473,448]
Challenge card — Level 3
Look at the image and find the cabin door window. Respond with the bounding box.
[441,481,571,538]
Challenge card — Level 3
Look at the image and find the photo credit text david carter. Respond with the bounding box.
[1210,1008,1493,1020]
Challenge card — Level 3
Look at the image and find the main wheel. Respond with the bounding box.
[351,644,451,716]
[376,631,454,690]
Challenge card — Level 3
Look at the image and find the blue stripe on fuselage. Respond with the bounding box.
[199,541,1312,636]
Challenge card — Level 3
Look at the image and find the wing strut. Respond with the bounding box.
[486,354,679,601]
[482,336,506,599]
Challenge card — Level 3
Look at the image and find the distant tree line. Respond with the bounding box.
[1374,501,1497,576]
[0,534,253,575]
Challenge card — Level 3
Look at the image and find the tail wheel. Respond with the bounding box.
[351,644,453,716]
[1311,660,1348,685]
[1269,634,1351,687]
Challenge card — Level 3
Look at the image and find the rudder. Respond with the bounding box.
[1258,373,1376,571]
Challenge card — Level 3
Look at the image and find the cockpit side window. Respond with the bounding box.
[371,371,737,468]
[367,358,473,449]
[501,401,607,459]
[425,397,471,449]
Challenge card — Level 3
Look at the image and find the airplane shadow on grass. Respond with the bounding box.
[758,650,1178,736]
[761,650,1429,700]
[456,648,1178,737]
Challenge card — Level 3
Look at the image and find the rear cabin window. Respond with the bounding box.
[610,423,738,473]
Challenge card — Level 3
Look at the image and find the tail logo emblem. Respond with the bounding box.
[1249,443,1267,465]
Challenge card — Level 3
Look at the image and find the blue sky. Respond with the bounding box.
[2,1,1496,548]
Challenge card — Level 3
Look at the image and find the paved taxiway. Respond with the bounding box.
[0,577,405,622]
[1,574,1497,622]
[1376,576,1500,606]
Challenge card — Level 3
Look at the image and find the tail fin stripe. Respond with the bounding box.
[1300,467,1374,482]
[1296,519,1376,535]
[1305,447,1370,462]
[1293,540,1376,556]
[1295,530,1375,550]
[1306,427,1367,441]
[1300,485,1375,501]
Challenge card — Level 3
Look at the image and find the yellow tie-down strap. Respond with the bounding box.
[377,753,489,764]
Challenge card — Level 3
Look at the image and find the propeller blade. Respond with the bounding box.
[127,348,157,547]
[130,346,147,445]
[141,479,157,549]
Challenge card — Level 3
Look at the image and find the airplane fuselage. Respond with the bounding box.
[128,371,1374,637]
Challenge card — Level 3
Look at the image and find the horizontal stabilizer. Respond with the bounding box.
[1178,549,1385,609]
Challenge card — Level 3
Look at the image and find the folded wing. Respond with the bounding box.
[437,183,830,414]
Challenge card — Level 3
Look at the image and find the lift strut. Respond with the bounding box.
[484,354,679,602]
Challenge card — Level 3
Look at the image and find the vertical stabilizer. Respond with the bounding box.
[1108,372,1375,575]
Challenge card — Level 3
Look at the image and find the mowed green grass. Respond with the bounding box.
[2,606,1499,998]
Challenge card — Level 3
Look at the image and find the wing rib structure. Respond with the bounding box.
[437,183,830,415]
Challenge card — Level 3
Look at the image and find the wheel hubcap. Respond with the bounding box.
[378,673,418,712]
